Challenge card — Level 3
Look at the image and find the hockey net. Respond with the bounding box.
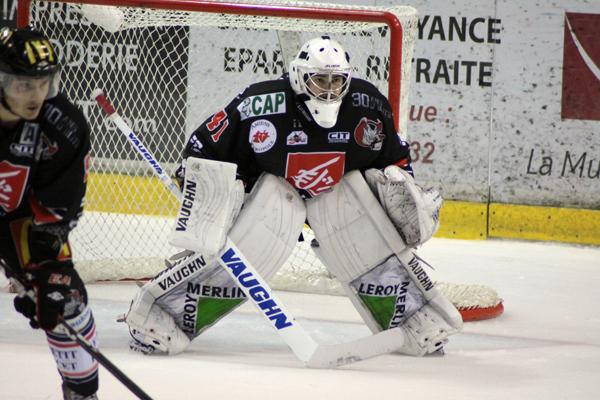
[21,0,502,321]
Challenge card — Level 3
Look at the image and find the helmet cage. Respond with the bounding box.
[302,68,351,103]
[288,36,352,128]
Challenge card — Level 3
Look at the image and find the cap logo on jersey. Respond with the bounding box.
[0,161,30,213]
[238,92,286,121]
[249,119,277,153]
[285,152,345,197]
[287,131,308,145]
[354,117,384,150]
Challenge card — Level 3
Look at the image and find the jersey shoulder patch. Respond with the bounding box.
[237,80,290,121]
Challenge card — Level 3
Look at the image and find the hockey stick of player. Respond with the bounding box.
[92,89,406,368]
[0,259,153,400]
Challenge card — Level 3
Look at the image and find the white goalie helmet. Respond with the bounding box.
[289,36,352,128]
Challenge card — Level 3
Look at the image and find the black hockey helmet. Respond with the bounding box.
[0,26,58,77]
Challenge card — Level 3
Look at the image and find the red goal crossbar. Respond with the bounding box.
[17,0,404,130]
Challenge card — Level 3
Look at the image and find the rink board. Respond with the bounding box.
[85,172,600,245]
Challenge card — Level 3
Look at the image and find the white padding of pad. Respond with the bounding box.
[229,173,306,280]
[306,170,408,283]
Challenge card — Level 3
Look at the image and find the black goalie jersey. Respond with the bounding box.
[179,76,412,198]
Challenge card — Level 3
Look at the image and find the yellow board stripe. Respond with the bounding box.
[435,200,488,240]
[86,172,179,216]
[85,172,600,246]
[489,203,600,245]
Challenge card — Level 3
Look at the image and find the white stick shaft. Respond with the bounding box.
[93,89,181,201]
[218,238,318,362]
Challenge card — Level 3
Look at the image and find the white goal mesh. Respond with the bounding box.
[23,0,417,280]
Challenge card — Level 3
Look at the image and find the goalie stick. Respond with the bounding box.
[93,89,406,368]
[0,259,153,400]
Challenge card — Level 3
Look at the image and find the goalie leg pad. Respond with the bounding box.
[306,170,462,356]
[125,173,306,353]
[228,172,307,280]
[125,253,237,354]
[127,302,191,355]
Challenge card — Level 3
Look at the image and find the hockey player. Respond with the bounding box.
[0,27,99,399]
[124,36,462,359]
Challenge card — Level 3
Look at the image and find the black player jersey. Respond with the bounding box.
[180,76,411,198]
[0,93,90,225]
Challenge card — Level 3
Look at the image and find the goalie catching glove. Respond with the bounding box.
[365,166,442,247]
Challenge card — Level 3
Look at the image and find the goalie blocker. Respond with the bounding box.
[124,160,461,357]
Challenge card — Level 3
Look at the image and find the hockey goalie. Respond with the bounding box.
[122,36,462,361]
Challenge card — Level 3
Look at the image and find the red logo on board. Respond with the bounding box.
[0,161,30,213]
[561,12,600,121]
[285,152,345,197]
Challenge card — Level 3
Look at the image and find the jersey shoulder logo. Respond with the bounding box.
[285,152,345,197]
[206,110,229,142]
[9,123,40,158]
[354,117,384,151]
[0,161,30,213]
[238,92,286,121]
[287,131,308,145]
[249,119,277,153]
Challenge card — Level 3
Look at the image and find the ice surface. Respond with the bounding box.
[1,237,599,399]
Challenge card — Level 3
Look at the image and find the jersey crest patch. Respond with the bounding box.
[354,117,384,150]
[287,131,308,145]
[249,119,277,153]
[285,152,345,197]
[0,161,30,213]
[238,92,286,121]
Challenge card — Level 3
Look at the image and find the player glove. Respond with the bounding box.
[13,262,85,331]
